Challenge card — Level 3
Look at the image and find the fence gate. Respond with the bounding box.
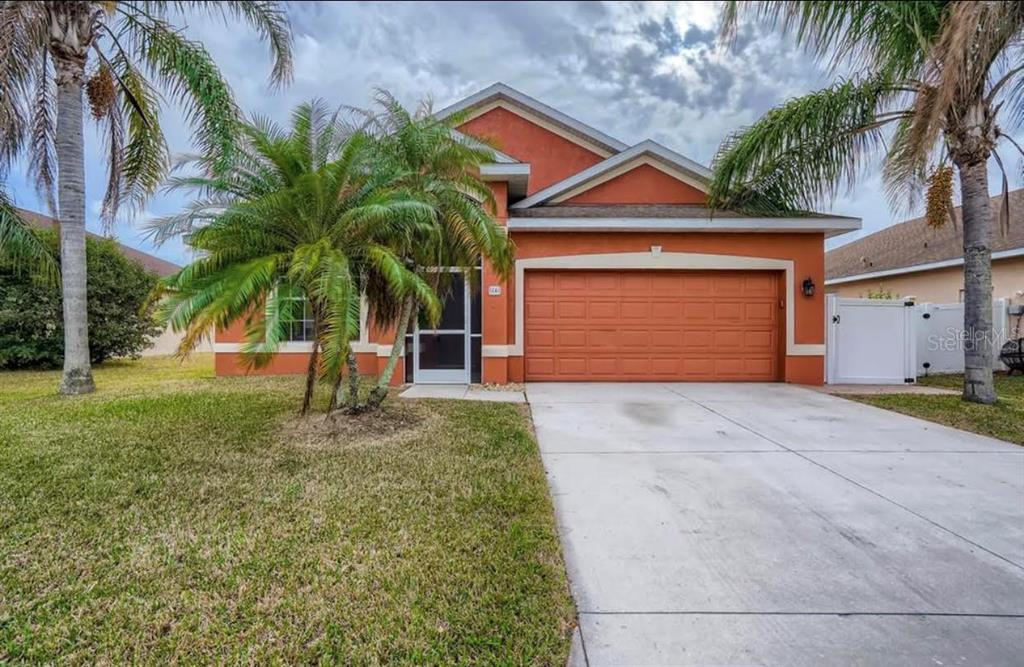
[826,296,916,384]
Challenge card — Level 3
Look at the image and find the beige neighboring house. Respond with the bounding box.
[826,189,1024,304]
[20,208,203,356]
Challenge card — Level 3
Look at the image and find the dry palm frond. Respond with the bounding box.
[909,2,1023,161]
[924,164,954,229]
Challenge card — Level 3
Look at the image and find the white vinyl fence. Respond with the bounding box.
[915,299,1012,374]
[826,296,916,384]
[826,295,1018,384]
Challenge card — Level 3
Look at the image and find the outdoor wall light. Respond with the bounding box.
[801,277,816,297]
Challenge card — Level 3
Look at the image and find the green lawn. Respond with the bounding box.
[850,372,1024,445]
[0,356,574,664]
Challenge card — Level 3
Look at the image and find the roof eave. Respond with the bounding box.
[507,217,862,238]
[825,246,1024,284]
[480,163,530,198]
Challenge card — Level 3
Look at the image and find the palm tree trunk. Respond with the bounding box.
[345,344,361,410]
[300,342,319,415]
[300,307,322,415]
[327,372,343,412]
[55,57,94,395]
[367,296,414,410]
[957,159,996,404]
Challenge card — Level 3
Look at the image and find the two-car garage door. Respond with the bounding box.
[523,270,780,381]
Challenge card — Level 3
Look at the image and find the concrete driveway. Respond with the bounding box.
[527,382,1024,666]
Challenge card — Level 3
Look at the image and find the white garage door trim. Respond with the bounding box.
[504,251,825,358]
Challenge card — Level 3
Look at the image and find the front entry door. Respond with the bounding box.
[414,272,470,384]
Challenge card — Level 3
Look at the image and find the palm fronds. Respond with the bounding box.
[0,0,293,231]
[722,1,945,80]
[714,1,1024,218]
[0,190,58,282]
[709,76,903,214]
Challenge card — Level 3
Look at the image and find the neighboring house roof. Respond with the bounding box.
[18,208,181,277]
[826,189,1024,284]
[510,140,711,209]
[436,82,628,157]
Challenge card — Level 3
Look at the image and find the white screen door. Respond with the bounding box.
[414,272,470,384]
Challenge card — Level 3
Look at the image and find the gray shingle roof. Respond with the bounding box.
[18,208,181,277]
[826,189,1024,280]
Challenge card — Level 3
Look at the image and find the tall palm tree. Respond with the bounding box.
[712,1,1024,404]
[0,1,292,394]
[150,100,441,415]
[354,91,514,410]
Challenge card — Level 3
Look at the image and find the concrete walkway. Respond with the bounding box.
[527,382,1024,666]
[399,384,525,403]
[812,383,958,395]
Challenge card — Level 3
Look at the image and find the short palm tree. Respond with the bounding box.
[151,100,440,415]
[712,1,1024,404]
[355,91,514,410]
[0,1,292,394]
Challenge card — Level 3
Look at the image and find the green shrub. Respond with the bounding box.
[864,286,900,300]
[0,229,163,369]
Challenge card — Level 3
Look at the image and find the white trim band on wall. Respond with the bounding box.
[510,251,826,358]
[507,217,861,238]
[213,342,392,355]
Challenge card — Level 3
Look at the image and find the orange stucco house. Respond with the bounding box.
[215,83,860,385]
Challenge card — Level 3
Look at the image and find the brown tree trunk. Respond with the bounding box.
[327,372,343,412]
[300,341,319,415]
[300,307,322,415]
[366,296,414,410]
[956,159,996,404]
[345,345,361,410]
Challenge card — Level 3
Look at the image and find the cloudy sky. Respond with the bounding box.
[7,1,1022,266]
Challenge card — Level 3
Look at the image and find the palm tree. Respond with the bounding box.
[0,190,57,280]
[150,100,441,415]
[0,1,292,394]
[712,1,1024,404]
[354,91,514,411]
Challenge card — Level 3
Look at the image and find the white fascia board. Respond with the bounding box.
[510,140,711,210]
[507,216,862,238]
[636,140,712,180]
[480,163,530,198]
[825,246,1024,285]
[480,163,530,178]
[436,83,628,154]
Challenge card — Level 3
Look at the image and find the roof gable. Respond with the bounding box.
[562,162,706,206]
[436,83,627,157]
[511,140,711,209]
[458,106,606,193]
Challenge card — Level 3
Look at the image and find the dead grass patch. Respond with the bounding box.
[286,399,435,451]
